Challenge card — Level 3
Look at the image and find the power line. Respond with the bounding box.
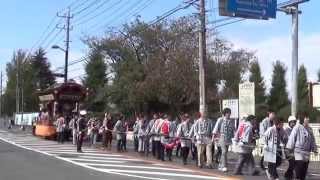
[31,16,59,50]
[90,0,161,35]
[73,0,102,16]
[53,55,90,72]
[70,0,88,11]
[110,0,150,23]
[73,0,112,26]
[70,73,86,80]
[207,18,245,31]
[87,0,139,34]
[43,29,64,51]
[148,0,198,26]
[27,0,86,53]
[35,0,96,51]
[55,0,197,73]
[68,67,84,73]
[20,0,106,65]
[132,0,155,16]
[45,35,65,53]
[117,0,156,25]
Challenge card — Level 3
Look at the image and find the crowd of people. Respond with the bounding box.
[51,108,318,180]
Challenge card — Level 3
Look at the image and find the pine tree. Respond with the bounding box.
[268,61,289,115]
[3,50,30,115]
[297,65,308,114]
[83,49,107,112]
[249,60,266,120]
[249,60,266,105]
[30,48,55,90]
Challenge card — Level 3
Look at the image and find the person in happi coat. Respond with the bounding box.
[233,115,260,176]
[213,108,235,172]
[263,117,287,180]
[76,110,88,153]
[193,112,215,169]
[286,115,318,180]
[284,115,297,180]
[259,109,276,170]
[177,113,192,165]
[114,114,127,152]
[145,114,157,156]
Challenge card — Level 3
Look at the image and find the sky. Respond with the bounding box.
[0,0,319,97]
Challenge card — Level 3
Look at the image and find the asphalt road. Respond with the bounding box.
[0,129,231,180]
[0,139,131,180]
[1,127,320,180]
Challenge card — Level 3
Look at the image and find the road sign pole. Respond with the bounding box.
[291,5,299,117]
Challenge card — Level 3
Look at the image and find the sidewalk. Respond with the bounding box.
[3,125,320,180]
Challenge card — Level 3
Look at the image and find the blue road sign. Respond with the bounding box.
[227,0,277,19]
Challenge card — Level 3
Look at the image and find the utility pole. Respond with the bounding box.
[278,0,309,117]
[291,5,299,117]
[0,71,2,118]
[21,69,24,129]
[199,0,207,117]
[16,60,20,114]
[57,7,73,83]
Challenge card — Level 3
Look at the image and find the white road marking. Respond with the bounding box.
[22,145,81,148]
[86,163,193,172]
[33,147,79,150]
[98,169,222,180]
[10,139,51,143]
[69,158,127,164]
[58,157,171,180]
[0,133,227,180]
[14,143,62,146]
[33,147,102,152]
[38,149,101,153]
[47,151,122,157]
[79,155,138,161]
[0,136,170,180]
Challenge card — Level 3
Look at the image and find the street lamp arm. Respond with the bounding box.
[52,45,66,52]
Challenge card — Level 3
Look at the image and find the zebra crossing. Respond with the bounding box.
[0,130,226,180]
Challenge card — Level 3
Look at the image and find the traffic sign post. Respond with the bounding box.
[219,0,310,117]
[278,0,309,10]
[277,0,309,116]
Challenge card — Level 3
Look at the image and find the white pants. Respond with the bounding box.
[197,143,212,167]
[138,137,146,152]
[72,129,77,145]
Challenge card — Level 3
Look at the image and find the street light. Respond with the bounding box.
[52,44,68,83]
[52,45,66,52]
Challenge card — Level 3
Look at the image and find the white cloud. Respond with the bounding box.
[228,32,320,97]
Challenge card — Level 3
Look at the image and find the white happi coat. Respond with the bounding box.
[286,124,317,161]
[233,121,255,154]
[176,121,192,147]
[263,126,287,163]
